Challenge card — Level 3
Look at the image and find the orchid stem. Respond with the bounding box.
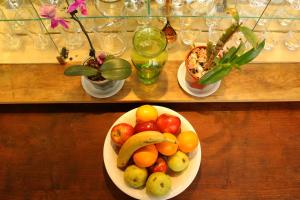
[71,14,95,57]
[65,0,96,58]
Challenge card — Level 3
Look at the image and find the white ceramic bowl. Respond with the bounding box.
[103,106,201,200]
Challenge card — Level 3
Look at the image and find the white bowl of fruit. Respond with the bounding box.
[103,105,201,200]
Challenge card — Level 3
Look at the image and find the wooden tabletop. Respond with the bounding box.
[0,103,300,200]
[0,62,300,103]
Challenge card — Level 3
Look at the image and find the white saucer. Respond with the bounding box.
[81,76,125,98]
[177,62,221,98]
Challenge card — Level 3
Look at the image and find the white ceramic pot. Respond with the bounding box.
[89,78,117,91]
[81,76,125,98]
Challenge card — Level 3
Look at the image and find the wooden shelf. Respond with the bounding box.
[0,62,299,103]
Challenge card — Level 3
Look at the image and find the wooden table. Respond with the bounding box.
[0,103,300,200]
[1,62,300,103]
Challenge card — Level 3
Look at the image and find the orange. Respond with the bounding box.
[133,144,158,168]
[156,133,178,156]
[177,131,199,153]
[136,105,158,123]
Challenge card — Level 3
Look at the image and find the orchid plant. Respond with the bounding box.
[198,9,265,85]
[40,0,131,81]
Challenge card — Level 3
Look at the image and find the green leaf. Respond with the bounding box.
[239,26,258,48]
[100,58,132,80]
[236,41,246,56]
[214,56,220,65]
[231,63,241,70]
[219,42,244,64]
[228,42,245,62]
[199,64,232,85]
[233,40,265,66]
[219,46,237,64]
[64,65,98,76]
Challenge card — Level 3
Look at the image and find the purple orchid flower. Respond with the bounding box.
[40,5,69,29]
[40,4,56,18]
[97,53,106,65]
[67,0,88,16]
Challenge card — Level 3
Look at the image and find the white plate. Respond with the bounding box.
[81,76,125,98]
[177,62,221,98]
[103,105,201,200]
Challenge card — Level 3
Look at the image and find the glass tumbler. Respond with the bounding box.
[276,7,293,26]
[289,0,300,10]
[94,18,127,57]
[131,26,168,85]
[179,17,201,46]
[284,31,300,51]
[95,0,124,16]
[29,21,51,50]
[259,31,277,51]
[172,0,185,7]
[63,21,84,50]
[0,8,22,50]
[248,0,269,26]
[6,0,23,9]
[188,0,212,15]
[124,0,149,25]
[249,0,268,8]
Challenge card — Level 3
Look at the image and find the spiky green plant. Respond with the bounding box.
[199,8,265,85]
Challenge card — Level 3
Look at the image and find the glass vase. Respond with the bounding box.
[131,26,168,85]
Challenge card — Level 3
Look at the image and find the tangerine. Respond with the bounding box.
[177,131,199,153]
[156,133,178,156]
[136,105,158,123]
[133,144,158,168]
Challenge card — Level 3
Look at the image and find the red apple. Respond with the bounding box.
[149,157,168,173]
[134,121,159,133]
[156,114,181,135]
[111,123,134,146]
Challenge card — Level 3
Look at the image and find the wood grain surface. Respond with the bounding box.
[0,62,300,103]
[0,103,299,200]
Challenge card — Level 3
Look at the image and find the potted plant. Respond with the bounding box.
[184,9,265,93]
[40,0,131,97]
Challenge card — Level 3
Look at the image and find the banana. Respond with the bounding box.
[117,131,165,169]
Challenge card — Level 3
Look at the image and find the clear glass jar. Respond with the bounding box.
[131,26,168,85]
[94,18,127,57]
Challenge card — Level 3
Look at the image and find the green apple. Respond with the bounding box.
[167,151,189,172]
[146,172,171,196]
[124,165,148,188]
